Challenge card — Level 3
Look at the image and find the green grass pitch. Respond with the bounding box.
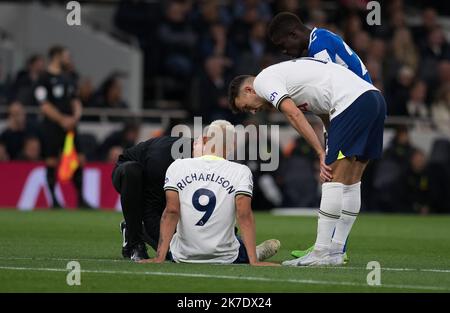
[0,210,449,292]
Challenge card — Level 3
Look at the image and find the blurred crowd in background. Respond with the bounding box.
[0,0,450,213]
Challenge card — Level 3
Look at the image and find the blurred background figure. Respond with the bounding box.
[91,73,129,122]
[8,55,45,106]
[0,101,37,160]
[17,136,41,161]
[96,120,140,162]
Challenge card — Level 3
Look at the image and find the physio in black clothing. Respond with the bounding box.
[112,135,193,261]
[34,46,90,209]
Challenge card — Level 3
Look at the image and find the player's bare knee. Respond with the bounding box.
[330,158,353,184]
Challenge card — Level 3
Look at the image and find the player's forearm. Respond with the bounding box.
[237,210,258,264]
[155,209,178,261]
[41,102,65,124]
[285,110,324,156]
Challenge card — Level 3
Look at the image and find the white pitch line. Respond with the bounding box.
[0,256,127,263]
[0,256,450,273]
[0,265,448,291]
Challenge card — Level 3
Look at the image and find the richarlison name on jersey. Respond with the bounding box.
[176,172,235,194]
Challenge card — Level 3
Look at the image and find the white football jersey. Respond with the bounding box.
[253,58,378,120]
[164,155,253,264]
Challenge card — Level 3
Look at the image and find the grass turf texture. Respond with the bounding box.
[0,210,449,292]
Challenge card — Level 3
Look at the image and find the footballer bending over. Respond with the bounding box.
[228,58,386,266]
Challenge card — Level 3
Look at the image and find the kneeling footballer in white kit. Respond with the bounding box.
[140,120,280,265]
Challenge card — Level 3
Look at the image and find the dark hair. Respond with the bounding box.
[228,75,252,113]
[268,12,303,43]
[48,45,66,60]
[27,54,44,67]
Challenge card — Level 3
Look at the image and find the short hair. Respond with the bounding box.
[228,75,252,113]
[205,120,235,137]
[48,45,66,60]
[268,12,303,43]
[27,54,43,67]
[204,120,235,159]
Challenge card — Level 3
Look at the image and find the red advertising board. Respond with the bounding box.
[0,162,121,211]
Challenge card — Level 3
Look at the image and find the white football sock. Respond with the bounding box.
[332,182,361,251]
[314,182,344,251]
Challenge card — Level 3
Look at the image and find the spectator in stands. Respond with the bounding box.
[233,0,272,23]
[386,66,415,116]
[78,77,95,109]
[198,55,235,123]
[17,136,41,161]
[9,55,45,106]
[350,30,371,60]
[230,0,270,54]
[403,149,431,214]
[371,126,414,212]
[389,27,419,79]
[366,38,387,90]
[78,77,97,122]
[431,84,450,136]
[235,20,269,75]
[406,80,429,118]
[384,126,414,164]
[193,0,231,32]
[92,73,128,122]
[342,13,363,44]
[198,23,237,61]
[420,26,450,98]
[157,0,197,79]
[421,26,450,62]
[64,56,80,88]
[96,121,140,161]
[0,101,37,160]
[248,21,268,61]
[0,142,9,161]
[412,7,439,49]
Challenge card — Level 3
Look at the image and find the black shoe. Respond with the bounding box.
[78,199,95,210]
[51,197,63,210]
[130,243,149,262]
[120,220,132,259]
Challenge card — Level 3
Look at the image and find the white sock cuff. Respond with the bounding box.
[322,182,344,190]
[343,181,361,192]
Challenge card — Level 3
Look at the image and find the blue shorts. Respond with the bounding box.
[325,90,387,165]
[233,236,250,264]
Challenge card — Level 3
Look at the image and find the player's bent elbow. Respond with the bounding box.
[236,208,254,225]
[163,206,180,217]
[285,109,303,122]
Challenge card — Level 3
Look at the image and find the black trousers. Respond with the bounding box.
[112,161,163,250]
